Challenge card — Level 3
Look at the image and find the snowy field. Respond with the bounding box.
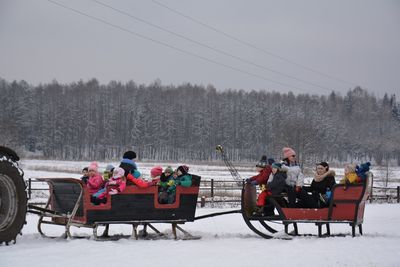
[1,205,400,267]
[1,160,400,267]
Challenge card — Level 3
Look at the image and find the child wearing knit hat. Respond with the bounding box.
[80,167,89,184]
[107,167,126,195]
[159,166,174,185]
[92,167,127,204]
[175,165,192,187]
[246,155,273,216]
[87,161,104,195]
[103,164,114,181]
[158,166,176,204]
[164,165,192,204]
[150,166,163,184]
[255,162,287,216]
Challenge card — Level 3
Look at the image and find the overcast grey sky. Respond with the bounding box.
[1,0,399,96]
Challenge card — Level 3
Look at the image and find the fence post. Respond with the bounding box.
[369,177,374,203]
[28,178,32,200]
[201,196,206,207]
[397,186,400,203]
[211,179,214,199]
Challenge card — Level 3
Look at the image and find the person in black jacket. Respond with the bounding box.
[253,162,287,216]
[80,167,89,184]
[298,161,336,208]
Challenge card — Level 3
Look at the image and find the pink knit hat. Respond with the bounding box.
[150,166,163,177]
[282,147,296,159]
[88,161,99,172]
[112,167,125,179]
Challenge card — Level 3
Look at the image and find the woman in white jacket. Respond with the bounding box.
[281,147,304,207]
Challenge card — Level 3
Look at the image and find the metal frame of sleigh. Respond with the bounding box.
[242,172,373,238]
[27,175,201,240]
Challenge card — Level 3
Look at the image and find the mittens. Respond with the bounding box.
[109,189,118,195]
[108,180,117,185]
[251,180,258,186]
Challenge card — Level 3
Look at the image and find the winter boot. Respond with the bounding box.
[252,206,265,217]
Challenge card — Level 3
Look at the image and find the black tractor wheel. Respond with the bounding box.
[0,156,27,245]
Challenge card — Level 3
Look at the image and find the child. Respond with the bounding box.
[158,166,175,204]
[174,165,192,187]
[254,162,287,216]
[80,167,89,184]
[150,166,163,184]
[86,161,104,194]
[167,165,192,204]
[103,164,114,181]
[268,163,287,195]
[246,155,272,215]
[92,167,126,204]
[340,163,358,185]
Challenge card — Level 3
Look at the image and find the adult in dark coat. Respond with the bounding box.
[298,162,336,208]
[119,150,137,176]
[119,150,151,188]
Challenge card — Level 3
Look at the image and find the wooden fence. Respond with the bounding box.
[26,178,400,206]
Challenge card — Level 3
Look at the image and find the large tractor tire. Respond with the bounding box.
[0,147,27,245]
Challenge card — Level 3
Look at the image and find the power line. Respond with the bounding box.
[46,0,318,94]
[151,0,358,88]
[93,0,333,92]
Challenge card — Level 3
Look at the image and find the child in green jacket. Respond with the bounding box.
[166,165,192,203]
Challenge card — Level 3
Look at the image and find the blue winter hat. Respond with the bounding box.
[272,162,282,169]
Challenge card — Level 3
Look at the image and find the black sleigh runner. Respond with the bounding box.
[27,174,201,240]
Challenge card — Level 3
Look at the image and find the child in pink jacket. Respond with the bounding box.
[92,167,126,204]
[86,161,104,194]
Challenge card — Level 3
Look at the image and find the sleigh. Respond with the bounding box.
[28,175,201,240]
[242,173,372,238]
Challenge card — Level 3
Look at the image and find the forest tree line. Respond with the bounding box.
[1,78,399,166]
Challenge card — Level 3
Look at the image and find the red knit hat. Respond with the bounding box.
[282,147,296,159]
[177,165,189,175]
[150,166,163,177]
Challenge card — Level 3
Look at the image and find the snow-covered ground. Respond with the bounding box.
[1,205,400,267]
[1,160,400,267]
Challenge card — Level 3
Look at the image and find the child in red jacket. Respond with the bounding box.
[246,156,273,215]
